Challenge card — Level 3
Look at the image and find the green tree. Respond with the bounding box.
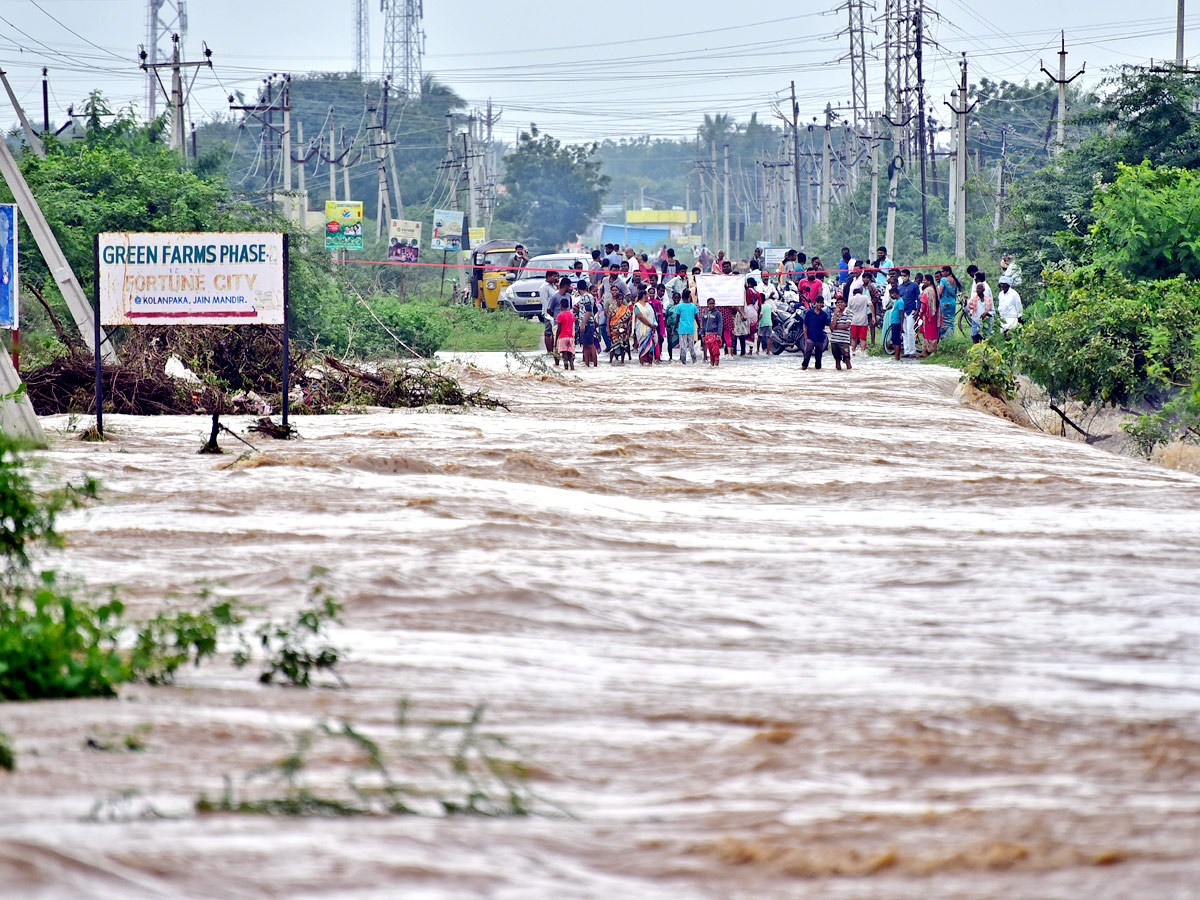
[1087,161,1200,281]
[999,64,1200,271]
[497,125,609,250]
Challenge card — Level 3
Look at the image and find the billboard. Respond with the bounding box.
[97,232,285,326]
[468,226,486,248]
[430,209,464,251]
[0,205,15,329]
[763,247,791,267]
[388,219,421,262]
[325,201,363,251]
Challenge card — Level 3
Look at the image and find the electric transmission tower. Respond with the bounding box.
[144,0,187,119]
[354,0,370,76]
[841,0,872,132]
[383,0,424,96]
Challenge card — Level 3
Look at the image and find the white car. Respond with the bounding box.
[500,253,591,318]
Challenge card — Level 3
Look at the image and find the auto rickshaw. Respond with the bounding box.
[467,239,525,309]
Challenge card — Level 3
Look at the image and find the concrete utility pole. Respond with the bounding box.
[371,107,391,238]
[821,104,833,227]
[1179,0,1187,64]
[295,121,308,228]
[1041,33,1085,155]
[281,85,292,217]
[791,80,804,248]
[914,3,929,255]
[0,69,45,157]
[140,34,211,155]
[329,117,338,201]
[868,114,881,254]
[710,140,718,250]
[945,54,978,260]
[723,142,730,255]
[948,95,958,228]
[994,126,1007,232]
[883,106,915,257]
[0,138,116,361]
[0,352,43,442]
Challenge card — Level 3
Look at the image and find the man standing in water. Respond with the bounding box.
[802,296,831,370]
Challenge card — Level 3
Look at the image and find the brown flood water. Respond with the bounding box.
[2,350,1199,900]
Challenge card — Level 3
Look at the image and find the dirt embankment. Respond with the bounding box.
[956,377,1200,476]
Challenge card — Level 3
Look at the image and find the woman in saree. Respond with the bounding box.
[633,287,658,366]
[607,293,633,364]
[919,272,941,357]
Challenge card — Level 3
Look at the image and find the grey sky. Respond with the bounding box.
[0,0,1193,142]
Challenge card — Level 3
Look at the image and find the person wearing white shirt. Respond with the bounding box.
[1001,254,1022,287]
[997,277,1023,333]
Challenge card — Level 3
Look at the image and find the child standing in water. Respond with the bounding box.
[702,298,723,367]
[556,302,576,370]
[578,287,599,367]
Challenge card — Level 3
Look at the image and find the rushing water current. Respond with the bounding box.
[2,351,1199,900]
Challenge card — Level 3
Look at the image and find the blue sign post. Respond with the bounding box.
[0,205,17,369]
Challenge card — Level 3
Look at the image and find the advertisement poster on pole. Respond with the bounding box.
[387,219,421,262]
[468,226,486,248]
[325,201,363,251]
[763,247,791,267]
[0,205,16,329]
[694,274,746,307]
[430,209,464,251]
[97,232,285,326]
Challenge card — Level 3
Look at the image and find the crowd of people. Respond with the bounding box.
[536,242,1024,370]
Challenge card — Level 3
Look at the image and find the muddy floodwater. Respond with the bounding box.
[2,351,1199,900]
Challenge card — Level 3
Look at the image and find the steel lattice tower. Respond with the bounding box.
[846,0,871,131]
[383,0,423,95]
[354,0,370,76]
[144,0,187,119]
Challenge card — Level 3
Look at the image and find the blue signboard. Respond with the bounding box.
[0,205,15,329]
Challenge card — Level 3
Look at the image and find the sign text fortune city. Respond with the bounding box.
[98,232,285,326]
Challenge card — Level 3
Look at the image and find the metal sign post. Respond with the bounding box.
[282,233,290,428]
[92,233,103,437]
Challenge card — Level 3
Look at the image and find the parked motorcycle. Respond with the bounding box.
[771,301,807,354]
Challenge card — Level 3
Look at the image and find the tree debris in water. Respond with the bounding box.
[20,327,503,416]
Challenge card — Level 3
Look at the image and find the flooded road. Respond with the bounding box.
[2,351,1199,899]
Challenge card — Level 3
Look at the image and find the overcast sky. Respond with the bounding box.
[0,0,1194,143]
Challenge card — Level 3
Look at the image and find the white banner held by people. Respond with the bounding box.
[694,274,746,307]
[98,232,285,326]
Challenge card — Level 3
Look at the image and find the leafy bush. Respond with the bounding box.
[964,339,1017,400]
[1087,161,1200,281]
[1015,268,1200,409]
[370,298,452,357]
[236,571,344,687]
[197,701,551,818]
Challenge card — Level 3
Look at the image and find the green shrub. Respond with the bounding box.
[1015,268,1200,409]
[372,298,451,357]
[964,339,1017,400]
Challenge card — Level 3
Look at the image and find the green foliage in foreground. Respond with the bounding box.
[0,434,345,700]
[198,701,555,818]
[0,731,14,771]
